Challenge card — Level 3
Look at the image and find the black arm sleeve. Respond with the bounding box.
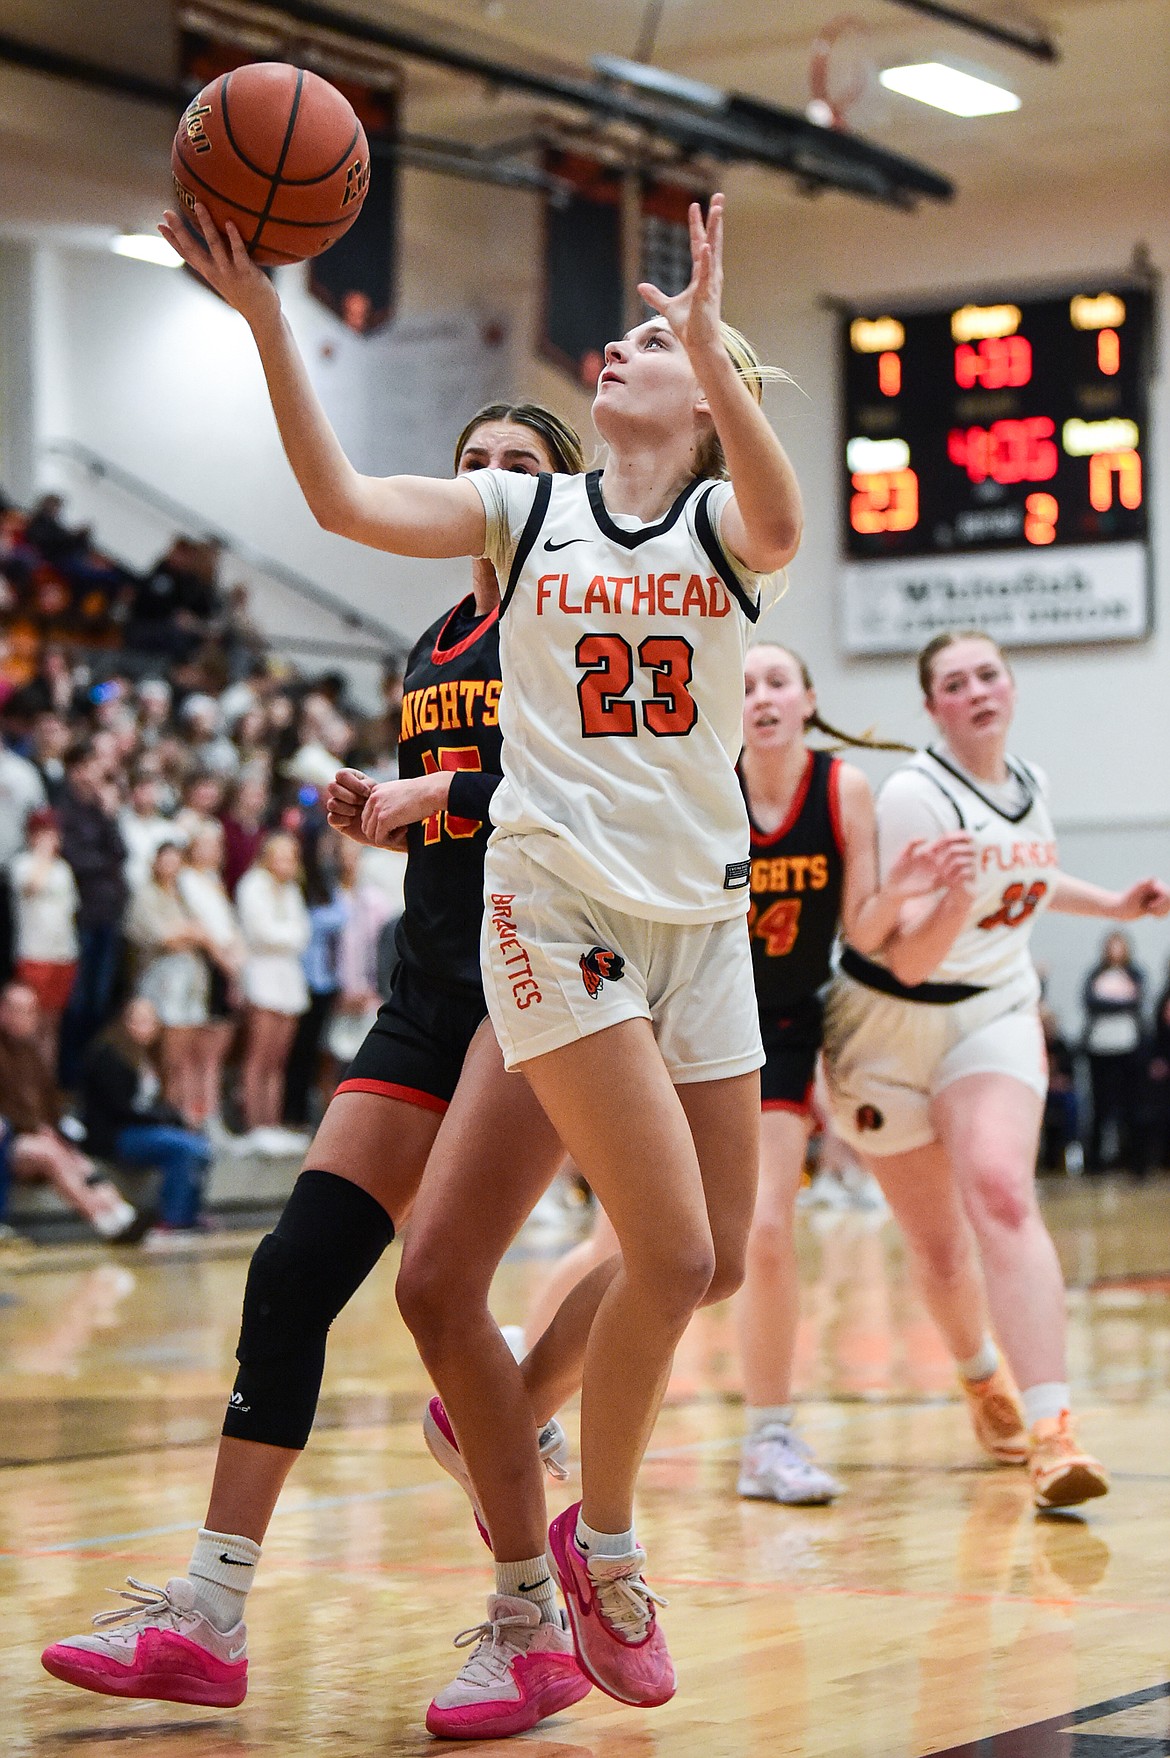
[447,771,502,823]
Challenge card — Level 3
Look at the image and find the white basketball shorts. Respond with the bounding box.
[481,835,764,1084]
[822,971,1048,1157]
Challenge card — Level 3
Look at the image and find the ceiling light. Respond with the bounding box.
[879,63,1020,117]
[110,234,182,267]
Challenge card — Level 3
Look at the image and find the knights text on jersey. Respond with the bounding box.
[393,594,503,995]
[745,749,846,1011]
[471,468,779,923]
[874,746,1058,992]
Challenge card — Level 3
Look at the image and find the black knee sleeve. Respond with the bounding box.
[222,1170,395,1450]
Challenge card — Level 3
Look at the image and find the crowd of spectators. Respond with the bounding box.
[3,489,1170,1245]
[0,489,406,1247]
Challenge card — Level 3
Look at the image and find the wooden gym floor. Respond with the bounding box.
[3,1177,1170,1758]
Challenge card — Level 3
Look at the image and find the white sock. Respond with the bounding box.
[957,1338,999,1383]
[187,1528,261,1633]
[1022,1382,1070,1429]
[748,1404,794,1436]
[575,1515,637,1560]
[494,1554,560,1625]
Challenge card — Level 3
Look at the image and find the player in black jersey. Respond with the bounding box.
[733,644,942,1505]
[41,403,590,1730]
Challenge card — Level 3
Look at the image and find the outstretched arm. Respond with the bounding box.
[639,194,802,574]
[1049,871,1170,920]
[159,204,486,558]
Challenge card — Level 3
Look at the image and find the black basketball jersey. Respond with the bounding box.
[744,749,846,1011]
[393,595,503,996]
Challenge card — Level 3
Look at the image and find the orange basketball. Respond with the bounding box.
[171,63,370,267]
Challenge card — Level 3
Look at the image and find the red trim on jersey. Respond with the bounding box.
[431,599,500,666]
[749,750,815,848]
[762,1088,814,1117]
[334,1078,449,1114]
[826,756,846,857]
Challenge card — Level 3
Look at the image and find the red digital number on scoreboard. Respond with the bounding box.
[954,335,1032,390]
[947,417,1057,486]
[849,469,919,534]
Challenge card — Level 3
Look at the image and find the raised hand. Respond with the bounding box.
[158,201,279,327]
[636,193,725,364]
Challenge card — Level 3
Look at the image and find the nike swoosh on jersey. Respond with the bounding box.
[542,536,587,551]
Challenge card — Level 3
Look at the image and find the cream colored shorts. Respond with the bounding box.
[822,971,1047,1157]
[481,836,764,1084]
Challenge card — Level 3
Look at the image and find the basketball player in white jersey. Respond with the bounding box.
[823,630,1170,1509]
[157,194,800,1720]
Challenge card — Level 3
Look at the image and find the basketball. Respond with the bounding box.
[171,62,370,267]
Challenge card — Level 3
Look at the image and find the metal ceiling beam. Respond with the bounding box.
[0,0,956,208]
[216,0,955,205]
[882,0,1059,61]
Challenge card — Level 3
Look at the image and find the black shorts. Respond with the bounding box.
[758,994,823,1115]
[335,960,487,1115]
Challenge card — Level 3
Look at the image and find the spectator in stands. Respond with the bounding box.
[135,678,174,750]
[180,694,240,779]
[217,583,265,683]
[282,832,347,1129]
[119,770,177,892]
[179,822,245,1134]
[1143,964,1170,1174]
[0,737,47,982]
[26,710,70,804]
[11,807,79,1067]
[125,842,210,1122]
[23,494,89,567]
[81,997,212,1245]
[359,654,405,771]
[4,643,77,724]
[220,773,269,896]
[56,741,127,1087]
[236,831,310,1151]
[173,772,225,845]
[0,980,138,1239]
[324,831,393,1079]
[228,707,269,774]
[1083,932,1146,1173]
[126,536,220,660]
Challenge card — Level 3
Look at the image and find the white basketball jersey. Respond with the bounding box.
[876,746,1058,993]
[470,468,773,923]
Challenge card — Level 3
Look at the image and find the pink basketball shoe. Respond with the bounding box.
[546,1502,675,1708]
[423,1394,568,1547]
[426,1594,591,1739]
[41,1577,248,1707]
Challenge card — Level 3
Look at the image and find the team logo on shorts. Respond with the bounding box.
[855,1103,884,1132]
[580,945,625,999]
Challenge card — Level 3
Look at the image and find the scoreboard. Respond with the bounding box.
[838,283,1153,653]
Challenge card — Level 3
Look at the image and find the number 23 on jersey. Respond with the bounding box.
[576,634,698,738]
